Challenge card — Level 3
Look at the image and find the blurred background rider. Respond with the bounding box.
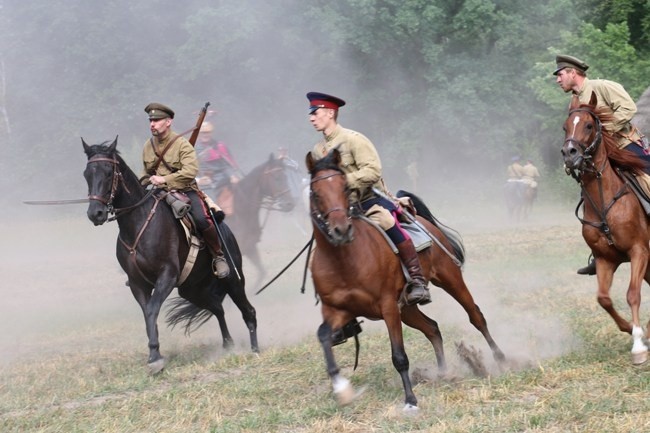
[195,120,243,201]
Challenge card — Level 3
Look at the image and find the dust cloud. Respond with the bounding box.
[0,2,588,373]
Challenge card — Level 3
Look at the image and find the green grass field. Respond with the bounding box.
[2,204,649,432]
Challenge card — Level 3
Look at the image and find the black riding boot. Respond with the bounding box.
[577,258,596,275]
[396,239,431,306]
[201,225,230,278]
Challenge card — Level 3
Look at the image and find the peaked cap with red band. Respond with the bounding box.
[307,92,346,114]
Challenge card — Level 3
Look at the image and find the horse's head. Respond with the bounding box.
[82,136,120,225]
[561,91,603,175]
[260,153,295,212]
[306,148,353,245]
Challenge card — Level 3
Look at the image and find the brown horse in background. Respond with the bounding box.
[562,91,650,364]
[306,149,505,411]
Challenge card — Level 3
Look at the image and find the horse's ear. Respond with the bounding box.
[269,152,275,162]
[81,137,90,153]
[589,91,598,107]
[305,151,315,172]
[108,135,118,153]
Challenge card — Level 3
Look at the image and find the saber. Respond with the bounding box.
[23,198,89,205]
[209,209,242,282]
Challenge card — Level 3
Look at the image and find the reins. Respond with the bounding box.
[86,152,161,284]
[566,107,629,246]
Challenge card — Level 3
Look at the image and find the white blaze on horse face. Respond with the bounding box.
[570,115,581,139]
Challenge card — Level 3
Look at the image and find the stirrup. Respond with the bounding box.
[212,256,230,278]
[405,282,431,306]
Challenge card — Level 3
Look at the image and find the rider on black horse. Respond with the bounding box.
[141,102,230,279]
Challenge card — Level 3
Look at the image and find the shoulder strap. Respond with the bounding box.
[149,134,182,174]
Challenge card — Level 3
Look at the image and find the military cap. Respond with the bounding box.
[307,92,346,114]
[553,55,589,76]
[144,102,175,119]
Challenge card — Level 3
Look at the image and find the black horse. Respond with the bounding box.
[83,137,258,374]
[206,155,295,289]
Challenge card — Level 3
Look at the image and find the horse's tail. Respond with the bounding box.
[165,296,212,336]
[396,190,466,264]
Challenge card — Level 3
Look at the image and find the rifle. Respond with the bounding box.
[188,102,210,147]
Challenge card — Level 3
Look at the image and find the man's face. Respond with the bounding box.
[309,108,335,132]
[555,68,576,93]
[150,117,172,137]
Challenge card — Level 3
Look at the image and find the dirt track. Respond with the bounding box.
[1,203,589,369]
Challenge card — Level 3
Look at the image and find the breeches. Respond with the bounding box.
[186,190,213,232]
[361,195,410,244]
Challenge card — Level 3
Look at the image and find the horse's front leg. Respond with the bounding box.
[317,321,356,406]
[383,307,418,411]
[627,250,649,364]
[595,259,632,333]
[138,275,176,374]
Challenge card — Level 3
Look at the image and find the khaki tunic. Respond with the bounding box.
[573,78,641,148]
[507,162,524,180]
[520,163,540,188]
[142,131,199,191]
[311,124,389,202]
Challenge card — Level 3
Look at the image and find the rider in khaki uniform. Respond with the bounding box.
[307,92,430,306]
[507,156,524,181]
[554,54,650,275]
[520,159,540,198]
[141,102,230,278]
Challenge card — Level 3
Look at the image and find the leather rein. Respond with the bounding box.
[86,154,161,285]
[566,108,629,246]
[309,171,353,240]
[86,154,155,221]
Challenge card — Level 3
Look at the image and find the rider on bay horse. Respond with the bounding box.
[141,102,230,278]
[554,54,650,276]
[307,92,431,307]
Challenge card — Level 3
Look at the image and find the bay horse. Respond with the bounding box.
[203,155,295,289]
[306,149,505,411]
[82,137,258,374]
[561,91,650,364]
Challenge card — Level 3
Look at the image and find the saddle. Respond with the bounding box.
[153,189,202,286]
[358,212,433,253]
[620,171,650,215]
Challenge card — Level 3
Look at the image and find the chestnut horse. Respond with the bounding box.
[561,91,650,364]
[306,149,505,411]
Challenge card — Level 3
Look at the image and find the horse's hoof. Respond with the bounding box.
[148,358,165,375]
[403,403,419,413]
[335,382,356,406]
[631,350,649,365]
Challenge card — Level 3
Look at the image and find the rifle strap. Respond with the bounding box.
[149,134,182,174]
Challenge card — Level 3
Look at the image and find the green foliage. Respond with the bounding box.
[1,0,649,202]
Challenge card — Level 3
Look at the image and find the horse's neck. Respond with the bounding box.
[581,153,626,205]
[113,163,158,235]
[234,171,265,211]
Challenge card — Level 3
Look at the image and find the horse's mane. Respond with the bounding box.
[582,103,648,176]
[309,150,345,176]
[83,140,143,188]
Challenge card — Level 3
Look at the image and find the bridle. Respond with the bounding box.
[563,107,604,181]
[309,171,352,238]
[564,107,628,246]
[86,153,153,221]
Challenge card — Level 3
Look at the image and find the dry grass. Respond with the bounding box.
[2,205,650,432]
